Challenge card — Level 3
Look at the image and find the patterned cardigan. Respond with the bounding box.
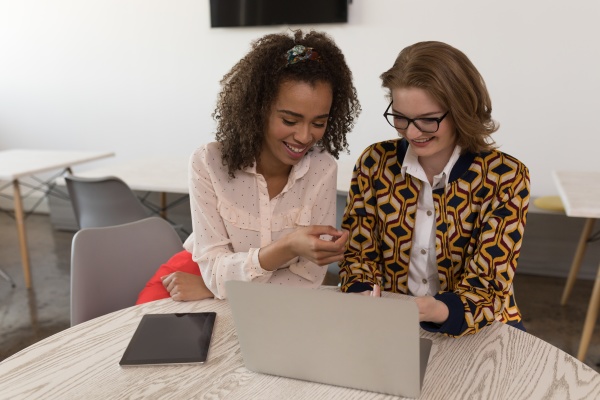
[339,139,530,337]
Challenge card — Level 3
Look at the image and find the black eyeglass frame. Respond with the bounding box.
[383,101,450,134]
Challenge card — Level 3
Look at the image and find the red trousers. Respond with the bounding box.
[136,250,200,305]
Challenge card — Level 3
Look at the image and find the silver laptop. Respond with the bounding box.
[225,281,432,398]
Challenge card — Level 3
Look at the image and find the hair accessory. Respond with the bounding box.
[286,45,320,65]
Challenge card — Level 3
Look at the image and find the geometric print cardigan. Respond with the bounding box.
[339,139,530,337]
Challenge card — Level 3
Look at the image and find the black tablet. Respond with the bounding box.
[119,312,216,366]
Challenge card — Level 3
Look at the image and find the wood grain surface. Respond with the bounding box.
[1,288,599,399]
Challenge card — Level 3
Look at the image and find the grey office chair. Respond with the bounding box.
[65,175,149,229]
[70,217,183,326]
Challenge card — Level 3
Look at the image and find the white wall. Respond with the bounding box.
[1,0,599,196]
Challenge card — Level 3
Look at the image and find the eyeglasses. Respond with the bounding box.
[383,101,449,134]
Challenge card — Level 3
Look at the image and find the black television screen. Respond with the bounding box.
[210,0,349,28]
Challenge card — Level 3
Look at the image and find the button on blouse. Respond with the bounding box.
[402,144,461,297]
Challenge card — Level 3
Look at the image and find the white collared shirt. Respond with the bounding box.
[183,142,337,299]
[401,144,462,297]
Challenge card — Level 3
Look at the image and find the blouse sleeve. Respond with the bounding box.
[186,146,273,300]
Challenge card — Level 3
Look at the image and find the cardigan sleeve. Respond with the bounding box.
[339,146,383,293]
[426,159,530,337]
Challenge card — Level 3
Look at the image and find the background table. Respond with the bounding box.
[0,149,114,288]
[554,170,600,361]
[61,156,190,220]
[1,287,598,399]
[69,156,189,195]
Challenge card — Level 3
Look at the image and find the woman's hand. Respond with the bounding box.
[414,296,449,324]
[286,225,349,266]
[258,225,348,271]
[353,284,381,297]
[161,271,214,302]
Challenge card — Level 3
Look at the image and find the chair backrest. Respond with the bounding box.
[65,175,149,229]
[70,217,183,326]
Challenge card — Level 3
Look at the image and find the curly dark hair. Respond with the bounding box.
[213,29,361,177]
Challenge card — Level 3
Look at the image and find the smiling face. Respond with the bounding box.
[391,87,457,172]
[258,79,333,175]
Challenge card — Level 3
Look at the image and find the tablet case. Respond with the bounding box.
[119,312,216,366]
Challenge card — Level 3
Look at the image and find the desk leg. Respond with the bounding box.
[577,260,600,361]
[13,180,32,289]
[561,218,595,305]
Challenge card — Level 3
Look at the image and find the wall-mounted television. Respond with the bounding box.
[210,0,349,28]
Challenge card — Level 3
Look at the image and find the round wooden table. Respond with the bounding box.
[1,287,599,399]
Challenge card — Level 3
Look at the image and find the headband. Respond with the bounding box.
[286,45,320,65]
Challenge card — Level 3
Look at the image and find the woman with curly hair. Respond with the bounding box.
[340,41,529,337]
[137,30,360,302]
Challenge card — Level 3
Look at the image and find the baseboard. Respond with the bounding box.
[518,213,600,280]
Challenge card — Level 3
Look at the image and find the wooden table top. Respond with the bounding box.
[1,287,599,399]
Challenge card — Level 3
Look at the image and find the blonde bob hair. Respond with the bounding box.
[380,41,497,153]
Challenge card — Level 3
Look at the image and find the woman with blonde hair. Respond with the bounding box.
[340,41,529,337]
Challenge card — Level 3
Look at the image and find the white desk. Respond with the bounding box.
[0,149,114,288]
[70,156,189,195]
[553,170,600,361]
[554,171,600,218]
[0,287,598,399]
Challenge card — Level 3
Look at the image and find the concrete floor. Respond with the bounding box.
[1,213,600,373]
